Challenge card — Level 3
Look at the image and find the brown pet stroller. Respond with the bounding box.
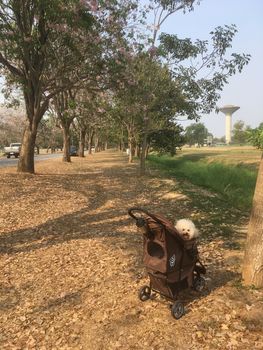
[128,207,206,319]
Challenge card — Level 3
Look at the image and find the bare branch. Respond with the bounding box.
[0,53,24,78]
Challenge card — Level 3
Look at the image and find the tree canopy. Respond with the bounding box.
[232,120,250,144]
[247,122,263,150]
[0,0,251,173]
[184,123,209,146]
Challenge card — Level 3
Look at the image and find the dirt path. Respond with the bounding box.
[0,150,262,350]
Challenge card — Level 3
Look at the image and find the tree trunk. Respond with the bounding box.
[242,154,263,287]
[88,142,92,154]
[119,126,125,152]
[62,124,71,162]
[140,135,147,175]
[79,129,86,157]
[18,122,38,174]
[135,143,140,158]
[128,138,133,163]
[87,130,94,154]
[140,116,149,175]
[94,135,99,153]
[146,144,150,159]
[127,126,134,163]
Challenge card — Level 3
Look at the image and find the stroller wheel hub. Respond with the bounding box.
[138,285,151,302]
[171,301,185,319]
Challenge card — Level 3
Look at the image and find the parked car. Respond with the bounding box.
[4,143,21,158]
[70,145,78,156]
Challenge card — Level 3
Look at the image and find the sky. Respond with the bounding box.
[154,0,263,137]
[0,1,262,138]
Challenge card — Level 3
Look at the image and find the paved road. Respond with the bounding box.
[0,153,63,168]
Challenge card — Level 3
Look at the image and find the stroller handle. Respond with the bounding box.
[128,207,152,220]
[128,207,185,245]
[128,207,168,231]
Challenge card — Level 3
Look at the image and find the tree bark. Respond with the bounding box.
[135,143,140,158]
[62,124,71,162]
[17,91,48,173]
[94,134,99,153]
[119,126,125,152]
[79,129,86,157]
[140,116,149,175]
[146,144,150,159]
[127,126,134,163]
[242,154,263,287]
[128,138,133,163]
[87,130,94,154]
[18,122,38,174]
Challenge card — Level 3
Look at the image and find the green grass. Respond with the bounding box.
[147,152,258,211]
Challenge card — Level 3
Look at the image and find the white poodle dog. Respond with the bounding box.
[175,219,200,240]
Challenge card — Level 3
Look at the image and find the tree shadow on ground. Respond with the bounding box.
[0,285,20,311]
[0,206,134,254]
[0,177,239,305]
[0,156,186,257]
[0,152,250,317]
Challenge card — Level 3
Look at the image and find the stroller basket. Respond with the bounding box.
[128,207,206,319]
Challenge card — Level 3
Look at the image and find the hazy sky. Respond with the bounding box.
[156,0,263,137]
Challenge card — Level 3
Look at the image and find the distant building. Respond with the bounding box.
[218,105,240,144]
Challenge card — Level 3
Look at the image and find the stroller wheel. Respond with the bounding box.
[193,276,205,292]
[138,285,151,301]
[171,301,185,320]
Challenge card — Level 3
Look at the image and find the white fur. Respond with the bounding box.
[175,219,200,240]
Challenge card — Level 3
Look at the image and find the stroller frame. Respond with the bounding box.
[128,207,206,319]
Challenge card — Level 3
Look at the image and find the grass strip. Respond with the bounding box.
[147,154,257,211]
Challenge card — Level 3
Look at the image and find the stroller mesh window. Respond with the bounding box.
[147,241,164,259]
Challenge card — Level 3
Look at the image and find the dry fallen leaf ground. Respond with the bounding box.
[0,150,262,350]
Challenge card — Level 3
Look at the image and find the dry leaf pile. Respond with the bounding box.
[0,151,262,350]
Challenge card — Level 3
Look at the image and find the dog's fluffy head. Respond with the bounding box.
[175,219,199,240]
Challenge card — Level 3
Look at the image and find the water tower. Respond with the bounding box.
[218,105,240,144]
